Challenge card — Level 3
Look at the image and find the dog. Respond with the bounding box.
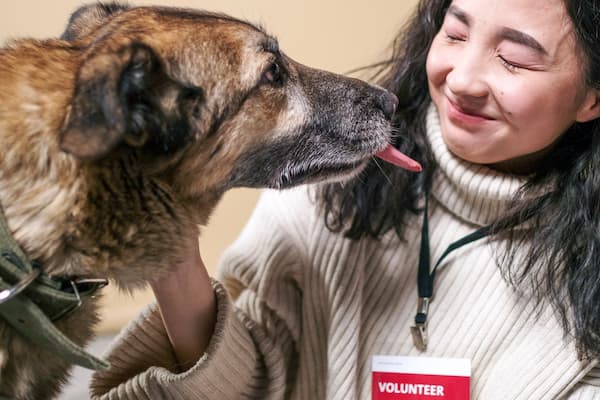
[0,3,411,399]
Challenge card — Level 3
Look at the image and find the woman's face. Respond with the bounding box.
[426,0,600,173]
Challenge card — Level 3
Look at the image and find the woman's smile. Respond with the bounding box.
[445,96,494,128]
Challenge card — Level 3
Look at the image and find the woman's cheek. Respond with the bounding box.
[426,39,451,86]
[491,77,536,119]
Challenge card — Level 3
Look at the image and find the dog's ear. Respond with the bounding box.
[61,2,129,41]
[61,41,201,161]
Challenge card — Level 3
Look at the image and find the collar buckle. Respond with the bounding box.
[0,267,41,304]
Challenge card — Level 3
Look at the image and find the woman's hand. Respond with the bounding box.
[150,235,217,372]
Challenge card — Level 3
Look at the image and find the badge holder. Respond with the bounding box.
[410,296,429,352]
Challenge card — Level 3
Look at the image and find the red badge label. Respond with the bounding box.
[372,356,470,400]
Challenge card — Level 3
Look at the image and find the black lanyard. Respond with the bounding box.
[411,195,493,351]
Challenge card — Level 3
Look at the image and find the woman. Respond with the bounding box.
[91,0,600,398]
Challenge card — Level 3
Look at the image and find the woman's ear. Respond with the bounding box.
[576,88,600,123]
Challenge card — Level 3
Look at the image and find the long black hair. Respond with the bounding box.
[319,0,600,359]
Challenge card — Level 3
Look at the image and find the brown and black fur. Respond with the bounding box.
[0,3,398,399]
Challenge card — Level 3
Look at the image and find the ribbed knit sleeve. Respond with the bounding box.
[566,383,600,399]
[89,188,312,399]
[89,280,261,399]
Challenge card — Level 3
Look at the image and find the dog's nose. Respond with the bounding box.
[379,92,399,120]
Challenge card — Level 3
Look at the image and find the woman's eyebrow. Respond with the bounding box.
[499,27,548,55]
[446,4,548,56]
[447,5,470,26]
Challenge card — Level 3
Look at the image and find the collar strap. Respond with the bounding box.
[0,207,109,371]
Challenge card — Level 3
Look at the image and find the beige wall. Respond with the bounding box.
[0,0,418,333]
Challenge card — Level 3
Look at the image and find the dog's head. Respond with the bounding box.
[60,3,398,200]
[0,3,402,286]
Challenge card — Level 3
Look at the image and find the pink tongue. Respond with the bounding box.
[376,145,422,172]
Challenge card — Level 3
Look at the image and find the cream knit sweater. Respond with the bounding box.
[90,106,600,399]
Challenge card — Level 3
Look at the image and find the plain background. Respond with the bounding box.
[0,0,419,334]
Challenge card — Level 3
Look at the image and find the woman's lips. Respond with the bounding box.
[447,97,494,125]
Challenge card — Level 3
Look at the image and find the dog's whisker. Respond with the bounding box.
[372,157,393,186]
[389,128,403,139]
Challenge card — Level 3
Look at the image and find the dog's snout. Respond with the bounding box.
[379,92,398,120]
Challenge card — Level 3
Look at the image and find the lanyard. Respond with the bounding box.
[411,195,493,351]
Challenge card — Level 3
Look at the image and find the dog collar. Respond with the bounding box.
[0,206,109,371]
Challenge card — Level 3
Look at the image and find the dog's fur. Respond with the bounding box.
[0,3,397,399]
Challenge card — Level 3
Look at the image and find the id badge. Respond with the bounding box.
[372,355,471,400]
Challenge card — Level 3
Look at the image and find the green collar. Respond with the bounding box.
[0,206,109,371]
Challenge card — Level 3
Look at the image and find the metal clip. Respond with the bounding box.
[0,268,41,304]
[69,278,109,308]
[72,278,109,288]
[410,297,430,352]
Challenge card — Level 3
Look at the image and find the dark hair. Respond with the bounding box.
[319,0,600,359]
[320,0,447,239]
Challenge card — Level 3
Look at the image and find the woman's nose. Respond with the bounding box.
[445,53,489,99]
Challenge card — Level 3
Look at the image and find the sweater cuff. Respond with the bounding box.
[90,279,258,399]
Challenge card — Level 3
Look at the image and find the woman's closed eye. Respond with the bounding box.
[496,44,546,72]
[497,54,522,71]
[445,32,466,42]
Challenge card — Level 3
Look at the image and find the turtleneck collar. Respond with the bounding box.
[426,103,527,227]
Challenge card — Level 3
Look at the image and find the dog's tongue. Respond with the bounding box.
[376,145,422,172]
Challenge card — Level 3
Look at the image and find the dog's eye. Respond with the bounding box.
[261,61,283,86]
